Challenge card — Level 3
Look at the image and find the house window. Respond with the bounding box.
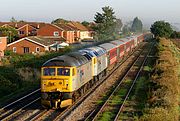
[13,47,16,53]
[24,47,29,53]
[36,47,40,52]
[54,31,59,36]
[19,31,25,35]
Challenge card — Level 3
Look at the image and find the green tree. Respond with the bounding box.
[122,25,130,35]
[171,31,180,38]
[81,21,90,27]
[10,17,17,23]
[19,20,26,23]
[150,21,173,38]
[94,6,117,40]
[131,17,143,33]
[115,18,123,34]
[0,27,18,43]
[51,18,69,24]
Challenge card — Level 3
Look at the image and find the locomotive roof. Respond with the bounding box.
[42,52,89,67]
[98,43,117,51]
[110,40,125,46]
[81,46,106,57]
[67,52,89,64]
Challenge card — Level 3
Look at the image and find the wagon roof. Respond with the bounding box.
[98,43,117,51]
[110,40,125,46]
[130,36,137,39]
[120,38,132,43]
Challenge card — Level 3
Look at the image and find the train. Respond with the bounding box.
[41,33,153,109]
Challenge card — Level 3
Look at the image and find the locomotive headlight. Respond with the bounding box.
[41,93,48,99]
[65,80,68,83]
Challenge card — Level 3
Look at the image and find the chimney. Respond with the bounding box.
[15,23,18,28]
[37,24,40,29]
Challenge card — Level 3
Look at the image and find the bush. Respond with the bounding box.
[140,38,180,120]
[171,31,180,38]
[140,107,178,121]
[4,50,14,56]
[0,73,19,96]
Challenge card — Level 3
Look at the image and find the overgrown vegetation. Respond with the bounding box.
[2,46,71,68]
[0,47,72,103]
[150,21,173,38]
[139,38,180,120]
[171,31,180,38]
[171,39,180,48]
[0,26,18,43]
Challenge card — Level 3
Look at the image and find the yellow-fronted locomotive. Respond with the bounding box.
[41,33,152,109]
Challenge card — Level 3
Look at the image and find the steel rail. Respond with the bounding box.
[0,88,40,112]
[1,97,40,121]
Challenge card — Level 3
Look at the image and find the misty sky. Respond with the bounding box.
[0,0,180,26]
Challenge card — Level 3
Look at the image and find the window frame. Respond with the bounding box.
[19,31,25,35]
[36,47,40,53]
[13,47,17,53]
[57,68,70,76]
[24,47,30,53]
[43,67,56,76]
[53,31,59,36]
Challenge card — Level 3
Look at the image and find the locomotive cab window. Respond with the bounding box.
[57,68,70,76]
[43,68,55,76]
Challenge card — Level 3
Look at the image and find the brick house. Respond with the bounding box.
[65,24,80,42]
[54,24,75,43]
[0,22,46,38]
[17,24,37,38]
[0,36,7,57]
[6,36,65,54]
[68,21,93,40]
[37,23,64,37]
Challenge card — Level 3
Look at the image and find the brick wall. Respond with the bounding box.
[63,31,75,43]
[0,37,7,57]
[18,24,37,38]
[7,39,46,54]
[37,24,63,37]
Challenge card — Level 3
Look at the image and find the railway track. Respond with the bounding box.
[0,89,40,121]
[84,42,153,121]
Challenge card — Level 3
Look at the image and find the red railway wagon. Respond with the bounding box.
[98,43,118,65]
[110,40,125,60]
[137,34,144,43]
[127,37,135,49]
[120,38,132,53]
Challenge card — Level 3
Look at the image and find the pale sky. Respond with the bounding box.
[0,0,180,26]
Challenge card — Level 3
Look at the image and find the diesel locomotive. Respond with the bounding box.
[41,33,152,109]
